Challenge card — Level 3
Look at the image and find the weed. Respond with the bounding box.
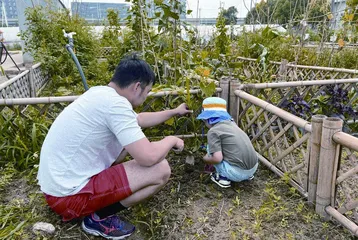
[232,196,241,207]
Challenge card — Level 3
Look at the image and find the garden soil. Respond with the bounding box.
[2,153,356,240]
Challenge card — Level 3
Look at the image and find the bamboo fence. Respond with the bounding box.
[221,77,358,236]
[330,132,358,235]
[233,88,311,197]
[0,63,48,99]
[1,60,358,236]
[98,47,115,58]
[292,42,358,50]
[237,57,358,83]
[238,78,358,113]
[0,88,222,141]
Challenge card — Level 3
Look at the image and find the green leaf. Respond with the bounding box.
[200,51,209,59]
[165,117,175,126]
[228,62,243,68]
[163,8,179,20]
[200,81,216,97]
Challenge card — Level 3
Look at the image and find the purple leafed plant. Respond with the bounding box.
[280,84,357,134]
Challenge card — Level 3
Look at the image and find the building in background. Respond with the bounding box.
[0,0,18,26]
[70,0,186,25]
[331,0,346,28]
[1,0,66,27]
[71,0,130,24]
[1,0,188,27]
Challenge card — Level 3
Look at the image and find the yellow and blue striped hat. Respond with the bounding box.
[197,97,232,121]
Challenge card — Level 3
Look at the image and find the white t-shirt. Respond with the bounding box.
[37,86,145,197]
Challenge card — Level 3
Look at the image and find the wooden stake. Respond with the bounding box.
[229,80,240,124]
[219,79,229,107]
[28,68,36,98]
[278,59,288,81]
[308,115,326,205]
[331,144,341,207]
[316,117,343,219]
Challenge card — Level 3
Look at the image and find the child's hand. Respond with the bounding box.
[203,153,211,162]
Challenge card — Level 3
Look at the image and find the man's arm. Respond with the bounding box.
[125,136,184,167]
[137,103,192,128]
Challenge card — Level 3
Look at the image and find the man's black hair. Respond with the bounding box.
[110,53,156,89]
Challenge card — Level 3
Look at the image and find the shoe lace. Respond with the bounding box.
[220,176,229,180]
[109,216,124,230]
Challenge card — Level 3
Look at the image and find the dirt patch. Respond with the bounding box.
[0,154,356,239]
[125,154,354,239]
[3,178,30,204]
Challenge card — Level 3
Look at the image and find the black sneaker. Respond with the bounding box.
[210,172,231,188]
[82,213,135,239]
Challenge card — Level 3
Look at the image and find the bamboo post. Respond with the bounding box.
[219,78,229,108]
[29,68,36,98]
[308,115,327,205]
[229,79,240,124]
[315,117,343,219]
[163,60,168,79]
[278,59,288,81]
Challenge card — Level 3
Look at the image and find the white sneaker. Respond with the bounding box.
[210,173,231,188]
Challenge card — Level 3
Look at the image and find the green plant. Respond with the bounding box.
[214,9,229,55]
[312,84,358,133]
[20,4,103,91]
[0,107,52,170]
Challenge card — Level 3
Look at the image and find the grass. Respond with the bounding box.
[0,154,356,240]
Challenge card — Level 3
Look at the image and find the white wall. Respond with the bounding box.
[0,24,286,45]
[0,27,21,42]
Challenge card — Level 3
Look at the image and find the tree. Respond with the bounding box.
[338,0,358,42]
[345,0,358,30]
[245,0,329,26]
[215,9,229,54]
[222,6,238,25]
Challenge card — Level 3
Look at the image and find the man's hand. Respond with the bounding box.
[175,103,193,116]
[172,137,184,152]
[125,136,185,167]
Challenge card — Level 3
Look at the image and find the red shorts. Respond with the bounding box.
[44,164,132,221]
